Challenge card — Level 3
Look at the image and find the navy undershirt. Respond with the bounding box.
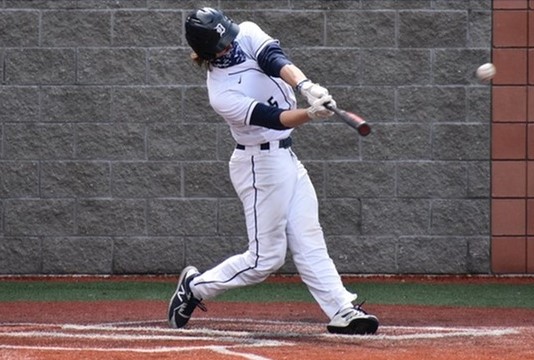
[249,43,293,130]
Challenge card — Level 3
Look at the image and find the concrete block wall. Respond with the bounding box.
[0,0,493,275]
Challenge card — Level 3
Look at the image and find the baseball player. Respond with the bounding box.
[168,7,379,335]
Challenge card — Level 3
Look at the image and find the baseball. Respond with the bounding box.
[476,63,496,82]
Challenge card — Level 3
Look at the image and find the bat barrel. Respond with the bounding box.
[324,103,371,137]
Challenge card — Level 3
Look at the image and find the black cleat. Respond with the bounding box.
[168,266,206,329]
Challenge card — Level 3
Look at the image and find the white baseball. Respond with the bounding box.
[476,63,496,82]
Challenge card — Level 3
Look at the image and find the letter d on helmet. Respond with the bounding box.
[185,8,240,60]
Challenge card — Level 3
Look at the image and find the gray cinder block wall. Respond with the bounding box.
[0,0,492,275]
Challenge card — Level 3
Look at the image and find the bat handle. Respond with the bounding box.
[324,102,335,111]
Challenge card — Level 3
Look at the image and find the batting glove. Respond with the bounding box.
[297,79,331,107]
[307,95,336,119]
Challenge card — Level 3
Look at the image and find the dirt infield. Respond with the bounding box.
[1,299,534,360]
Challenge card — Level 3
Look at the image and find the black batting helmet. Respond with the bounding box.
[185,7,240,60]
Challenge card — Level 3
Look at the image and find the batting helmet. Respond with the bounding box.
[185,8,240,60]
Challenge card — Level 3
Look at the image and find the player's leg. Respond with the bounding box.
[190,148,297,300]
[169,149,297,328]
[285,159,355,317]
[286,158,379,334]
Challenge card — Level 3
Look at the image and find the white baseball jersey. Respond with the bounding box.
[207,21,295,145]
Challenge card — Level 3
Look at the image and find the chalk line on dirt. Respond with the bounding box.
[0,320,527,360]
[0,344,276,359]
[1,320,521,343]
[0,322,291,359]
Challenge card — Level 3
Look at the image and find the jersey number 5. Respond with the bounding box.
[267,96,279,108]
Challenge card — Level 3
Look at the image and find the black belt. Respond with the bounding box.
[236,137,292,150]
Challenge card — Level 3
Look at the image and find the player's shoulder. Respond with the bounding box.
[236,21,273,56]
[237,21,267,39]
[238,21,262,32]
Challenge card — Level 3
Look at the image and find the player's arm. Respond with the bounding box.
[257,43,303,82]
[250,104,306,129]
[257,43,335,108]
[256,42,307,87]
[281,64,335,108]
[251,99,334,130]
[278,64,307,89]
[252,43,334,129]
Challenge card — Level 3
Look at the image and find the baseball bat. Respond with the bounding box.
[324,103,371,137]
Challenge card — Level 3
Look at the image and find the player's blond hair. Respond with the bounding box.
[190,52,212,69]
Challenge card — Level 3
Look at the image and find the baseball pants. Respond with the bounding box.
[190,144,356,319]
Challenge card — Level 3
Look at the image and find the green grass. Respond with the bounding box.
[0,280,533,308]
[215,282,534,309]
[0,281,170,302]
[350,283,534,308]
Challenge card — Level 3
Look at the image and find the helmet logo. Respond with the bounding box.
[215,23,226,36]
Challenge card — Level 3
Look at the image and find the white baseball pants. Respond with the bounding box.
[190,144,356,319]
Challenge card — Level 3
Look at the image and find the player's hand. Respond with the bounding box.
[307,95,335,119]
[297,80,331,106]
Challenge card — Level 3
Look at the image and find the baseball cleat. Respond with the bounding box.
[327,302,379,335]
[168,266,206,329]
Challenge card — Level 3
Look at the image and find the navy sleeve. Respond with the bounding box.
[250,103,290,130]
[257,42,293,78]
